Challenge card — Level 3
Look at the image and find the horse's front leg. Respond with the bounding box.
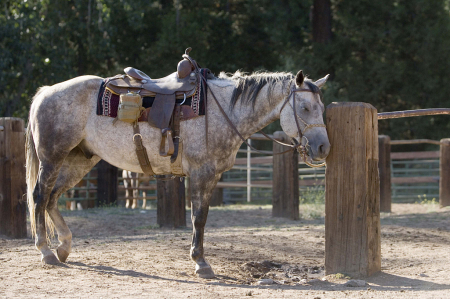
[189,171,221,279]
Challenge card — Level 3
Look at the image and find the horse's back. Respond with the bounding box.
[31,75,102,114]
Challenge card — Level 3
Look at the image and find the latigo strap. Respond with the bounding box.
[133,123,155,176]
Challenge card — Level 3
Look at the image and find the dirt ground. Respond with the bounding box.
[1,202,450,299]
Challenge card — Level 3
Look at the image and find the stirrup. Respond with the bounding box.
[159,128,175,157]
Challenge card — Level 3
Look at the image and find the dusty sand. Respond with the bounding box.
[1,203,449,298]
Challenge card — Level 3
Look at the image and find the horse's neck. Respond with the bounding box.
[231,84,287,139]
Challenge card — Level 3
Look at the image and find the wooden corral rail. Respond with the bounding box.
[216,179,324,188]
[391,151,439,159]
[390,139,447,146]
[378,108,450,208]
[378,108,450,119]
[378,138,450,211]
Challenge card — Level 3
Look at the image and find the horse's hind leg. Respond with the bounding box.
[47,147,100,262]
[33,161,67,264]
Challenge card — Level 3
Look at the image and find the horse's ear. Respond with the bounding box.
[295,70,304,87]
[314,74,330,88]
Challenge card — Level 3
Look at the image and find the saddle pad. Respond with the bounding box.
[96,68,209,122]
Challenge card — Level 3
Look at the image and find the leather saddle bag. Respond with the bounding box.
[116,92,145,123]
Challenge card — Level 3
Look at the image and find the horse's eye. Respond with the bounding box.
[303,106,310,112]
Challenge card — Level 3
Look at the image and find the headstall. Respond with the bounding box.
[201,75,327,168]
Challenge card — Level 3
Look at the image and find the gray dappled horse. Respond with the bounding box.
[26,69,330,278]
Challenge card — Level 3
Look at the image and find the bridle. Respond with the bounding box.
[200,74,327,168]
[276,85,327,167]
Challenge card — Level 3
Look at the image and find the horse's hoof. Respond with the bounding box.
[42,254,60,265]
[57,248,70,263]
[195,265,215,279]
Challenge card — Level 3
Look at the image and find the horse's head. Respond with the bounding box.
[280,70,330,162]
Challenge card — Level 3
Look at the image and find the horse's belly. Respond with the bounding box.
[84,115,173,174]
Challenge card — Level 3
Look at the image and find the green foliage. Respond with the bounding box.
[2,0,450,142]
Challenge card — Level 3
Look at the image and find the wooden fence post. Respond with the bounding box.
[272,131,299,220]
[157,177,186,228]
[96,160,118,206]
[0,118,27,238]
[440,138,450,207]
[378,135,391,212]
[325,102,381,277]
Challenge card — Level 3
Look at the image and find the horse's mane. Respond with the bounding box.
[218,71,320,110]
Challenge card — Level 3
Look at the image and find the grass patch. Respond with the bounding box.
[300,184,325,219]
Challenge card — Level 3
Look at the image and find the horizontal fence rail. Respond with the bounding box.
[378,108,450,119]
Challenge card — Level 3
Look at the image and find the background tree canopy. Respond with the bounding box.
[2,0,450,147]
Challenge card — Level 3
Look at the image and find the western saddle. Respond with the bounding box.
[105,48,205,177]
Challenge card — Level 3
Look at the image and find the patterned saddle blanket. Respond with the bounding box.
[96,68,209,122]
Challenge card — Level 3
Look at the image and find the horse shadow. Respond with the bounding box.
[64,261,450,292]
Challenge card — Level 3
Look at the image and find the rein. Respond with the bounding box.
[200,74,327,167]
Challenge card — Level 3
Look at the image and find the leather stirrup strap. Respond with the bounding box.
[133,123,155,175]
[170,105,182,163]
[159,128,175,157]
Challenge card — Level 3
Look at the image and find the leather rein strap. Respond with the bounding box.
[200,73,325,156]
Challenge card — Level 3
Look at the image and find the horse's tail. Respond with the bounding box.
[26,87,55,240]
[26,120,39,238]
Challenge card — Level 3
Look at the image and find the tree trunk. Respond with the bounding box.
[312,0,332,44]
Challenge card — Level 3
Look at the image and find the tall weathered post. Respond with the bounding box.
[272,131,299,220]
[96,160,118,206]
[440,138,450,207]
[157,177,186,228]
[325,102,381,277]
[378,135,391,212]
[0,118,27,238]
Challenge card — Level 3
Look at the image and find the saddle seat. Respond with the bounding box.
[107,70,197,99]
[106,54,198,99]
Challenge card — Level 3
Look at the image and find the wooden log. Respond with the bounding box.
[272,131,299,220]
[378,135,391,212]
[157,177,186,228]
[390,151,439,160]
[325,102,381,277]
[0,118,27,238]
[390,139,443,146]
[440,138,450,207]
[96,160,118,206]
[392,176,439,184]
[378,108,450,119]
